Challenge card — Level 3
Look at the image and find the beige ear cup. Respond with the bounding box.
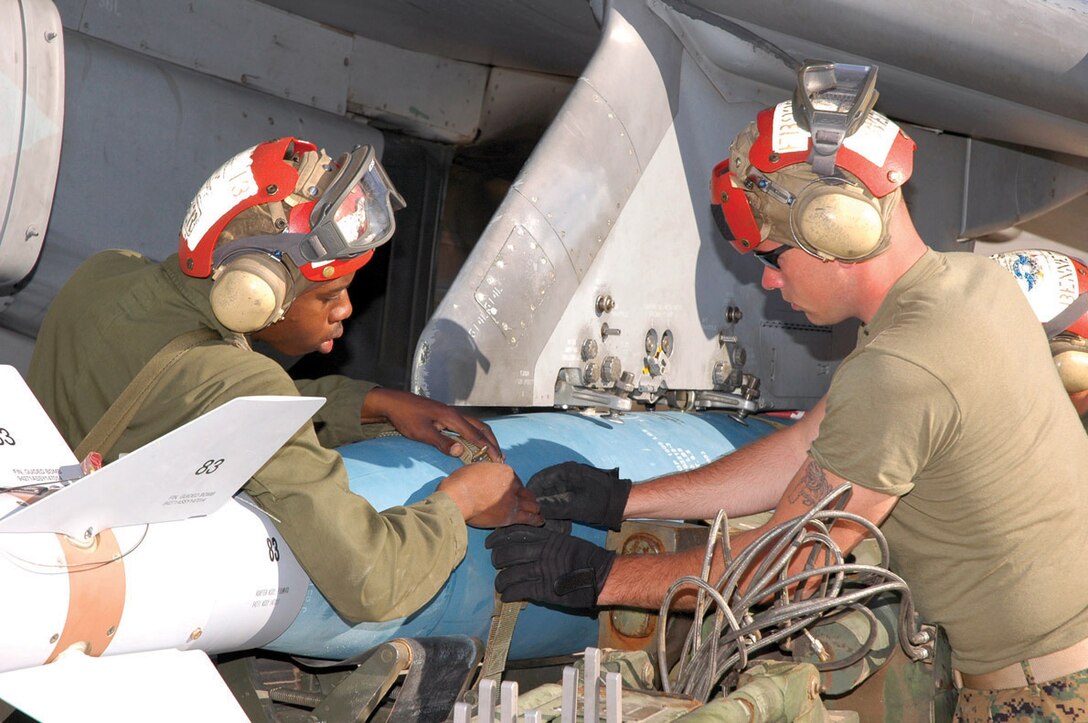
[1052,337,1088,393]
[748,162,899,263]
[794,183,885,261]
[210,254,292,333]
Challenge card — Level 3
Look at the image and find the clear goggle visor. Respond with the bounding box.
[300,146,406,263]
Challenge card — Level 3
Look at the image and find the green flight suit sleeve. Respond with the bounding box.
[166,349,469,623]
[293,375,378,448]
[30,250,467,623]
[244,426,469,623]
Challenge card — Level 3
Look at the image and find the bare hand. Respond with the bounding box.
[438,463,543,528]
[361,388,503,461]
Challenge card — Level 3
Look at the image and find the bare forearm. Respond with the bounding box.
[597,546,709,608]
[599,455,896,611]
[598,528,769,609]
[625,434,798,519]
[624,401,825,520]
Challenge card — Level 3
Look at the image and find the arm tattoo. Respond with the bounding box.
[787,461,832,507]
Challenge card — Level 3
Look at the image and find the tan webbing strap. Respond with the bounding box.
[480,596,526,683]
[447,435,526,685]
[75,327,219,460]
[368,428,524,684]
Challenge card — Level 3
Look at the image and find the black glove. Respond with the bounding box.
[526,462,631,531]
[486,525,616,610]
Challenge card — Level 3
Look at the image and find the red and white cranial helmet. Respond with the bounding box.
[710,62,916,263]
[992,249,1088,393]
[179,137,405,283]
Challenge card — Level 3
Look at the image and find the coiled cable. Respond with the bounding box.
[656,483,929,702]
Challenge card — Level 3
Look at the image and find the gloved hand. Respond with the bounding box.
[527,462,631,531]
[486,525,616,610]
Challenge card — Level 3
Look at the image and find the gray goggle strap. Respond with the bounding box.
[1044,293,1088,339]
[300,146,406,262]
[210,147,406,269]
[210,233,310,273]
[792,61,880,177]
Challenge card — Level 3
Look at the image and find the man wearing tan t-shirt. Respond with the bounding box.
[487,63,1088,721]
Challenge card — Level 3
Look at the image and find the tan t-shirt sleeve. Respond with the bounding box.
[810,351,961,497]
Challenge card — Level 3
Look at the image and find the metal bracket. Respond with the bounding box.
[907,623,939,663]
[554,368,634,412]
[310,639,413,721]
[688,390,763,416]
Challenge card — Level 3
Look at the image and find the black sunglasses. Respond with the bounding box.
[754,244,792,271]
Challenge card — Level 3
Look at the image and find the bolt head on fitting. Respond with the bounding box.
[644,329,658,354]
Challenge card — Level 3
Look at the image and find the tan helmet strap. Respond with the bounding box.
[289,150,335,205]
[265,198,288,229]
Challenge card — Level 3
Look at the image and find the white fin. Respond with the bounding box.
[0,365,78,489]
[0,393,323,539]
[0,649,249,722]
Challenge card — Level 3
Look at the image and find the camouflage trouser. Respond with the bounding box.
[955,667,1088,722]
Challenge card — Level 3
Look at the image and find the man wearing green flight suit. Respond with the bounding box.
[31,136,542,622]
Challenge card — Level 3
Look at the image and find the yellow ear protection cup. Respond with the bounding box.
[789,175,898,262]
[1051,335,1088,394]
[749,165,901,263]
[209,252,294,334]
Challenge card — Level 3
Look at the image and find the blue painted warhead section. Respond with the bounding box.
[266,411,778,661]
